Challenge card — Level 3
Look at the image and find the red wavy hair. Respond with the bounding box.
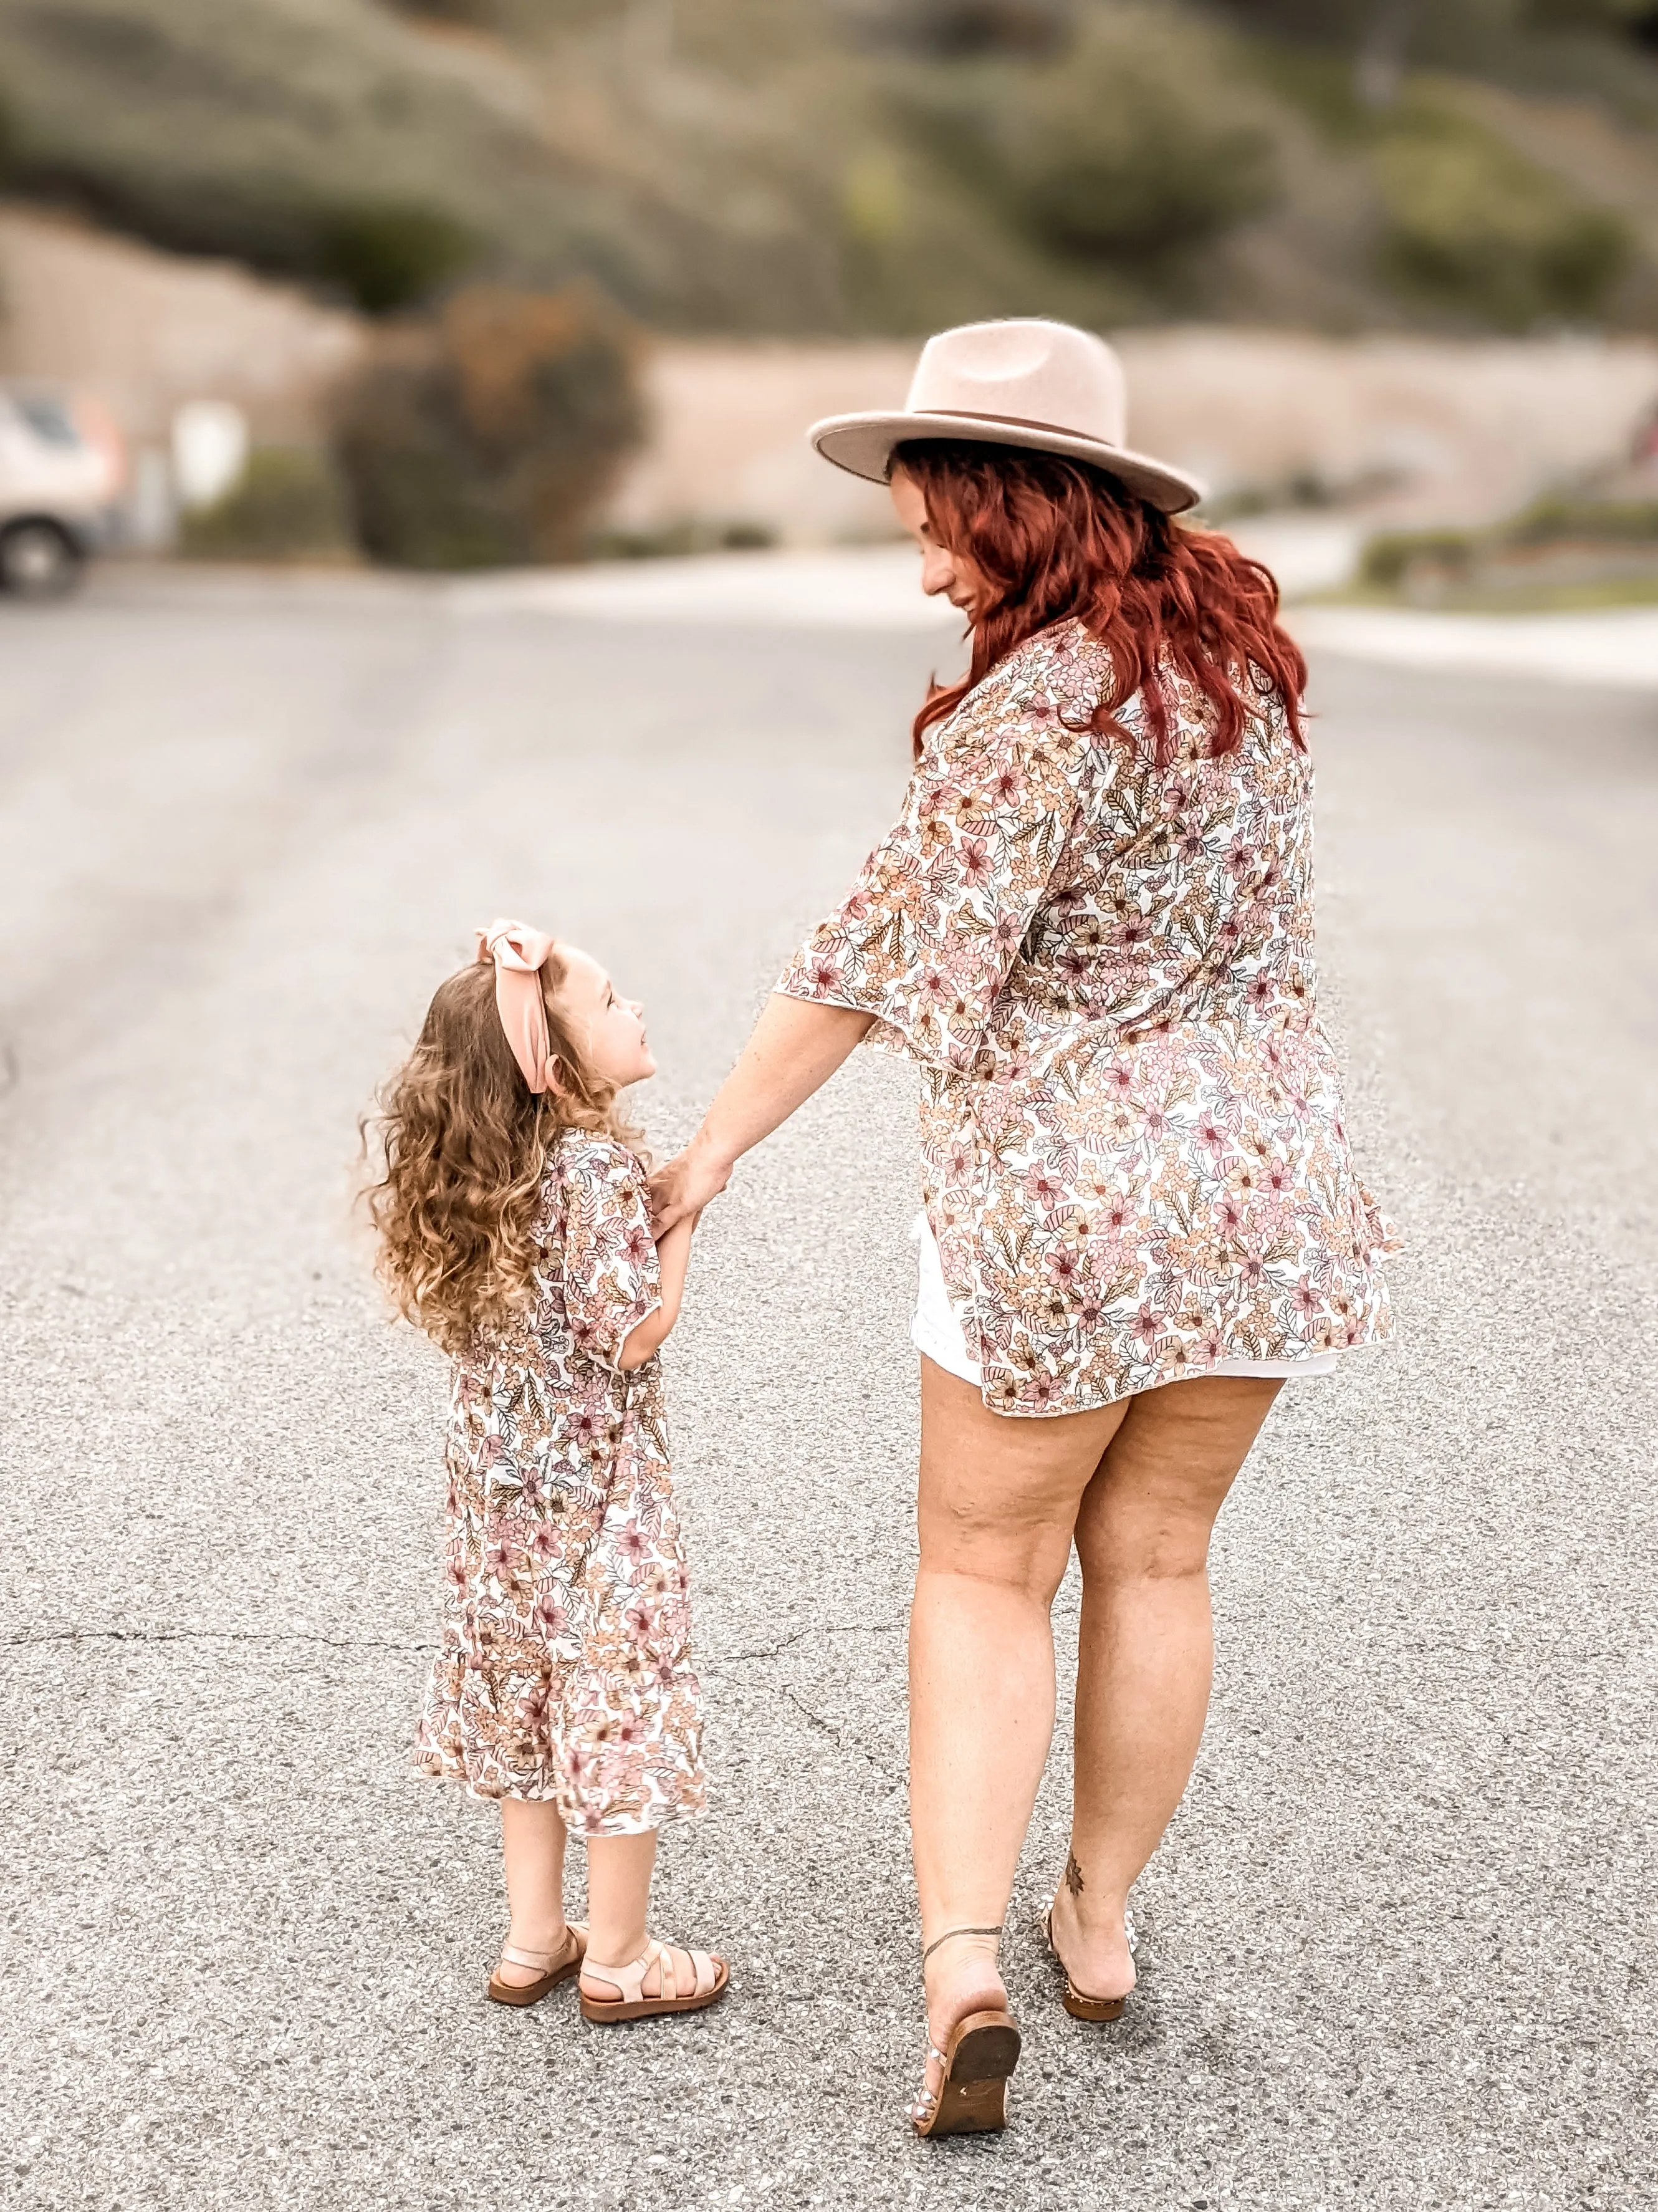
[895,441,1307,765]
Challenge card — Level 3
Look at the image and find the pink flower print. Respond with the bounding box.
[1046,1244,1083,1289]
[806,953,842,995]
[990,763,1025,807]
[1197,1116,1232,1159]
[567,1409,605,1458]
[1131,1304,1164,1348]
[1291,1279,1320,1320]
[621,1221,654,1269]
[1104,1062,1134,1096]
[611,1523,652,1572]
[1245,972,1277,1012]
[1216,1196,1245,1239]
[623,1599,656,1644]
[1025,1164,1066,1212]
[958,836,994,890]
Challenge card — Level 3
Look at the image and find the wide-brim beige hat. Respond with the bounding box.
[809,317,1205,515]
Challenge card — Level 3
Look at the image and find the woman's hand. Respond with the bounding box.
[649,1138,732,1234]
[649,996,873,1232]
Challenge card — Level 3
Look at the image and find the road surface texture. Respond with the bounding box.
[2,567,1654,2212]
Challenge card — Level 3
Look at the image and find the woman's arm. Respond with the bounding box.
[649,996,873,1231]
[616,1208,702,1370]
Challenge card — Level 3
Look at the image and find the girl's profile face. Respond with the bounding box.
[890,466,987,617]
[551,945,655,1089]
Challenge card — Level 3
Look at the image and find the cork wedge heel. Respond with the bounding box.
[1042,1905,1138,2022]
[909,1924,1021,2139]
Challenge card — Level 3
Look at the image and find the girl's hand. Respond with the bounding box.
[649,1139,731,1233]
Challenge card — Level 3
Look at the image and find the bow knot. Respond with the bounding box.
[475,918,556,1093]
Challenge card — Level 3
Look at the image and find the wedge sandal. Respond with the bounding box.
[1042,1904,1138,2022]
[909,1925,1021,2139]
[578,1936,729,2024]
[487,1921,588,2008]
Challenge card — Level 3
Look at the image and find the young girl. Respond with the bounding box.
[365,918,726,2023]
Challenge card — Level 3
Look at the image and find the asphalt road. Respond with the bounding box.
[2,570,1654,2212]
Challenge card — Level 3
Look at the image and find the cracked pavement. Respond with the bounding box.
[2,573,1654,2211]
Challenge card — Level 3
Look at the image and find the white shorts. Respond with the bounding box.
[910,1212,1339,1391]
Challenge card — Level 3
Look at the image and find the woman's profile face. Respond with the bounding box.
[890,466,987,617]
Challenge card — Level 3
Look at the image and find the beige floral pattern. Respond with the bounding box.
[778,617,1394,1416]
[416,1130,706,1832]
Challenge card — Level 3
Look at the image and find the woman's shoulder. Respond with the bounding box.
[945,618,1114,752]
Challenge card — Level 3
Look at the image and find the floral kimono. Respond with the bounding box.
[778,617,1394,1417]
[416,1129,706,1833]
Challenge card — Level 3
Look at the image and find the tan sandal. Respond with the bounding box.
[909,1926,1021,2139]
[578,1937,729,2024]
[487,1921,588,2008]
[1042,1904,1137,2022]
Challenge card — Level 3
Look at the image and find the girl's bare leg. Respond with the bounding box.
[497,1797,571,1986]
[579,1830,706,1998]
[909,1359,1128,2063]
[1051,1375,1282,2002]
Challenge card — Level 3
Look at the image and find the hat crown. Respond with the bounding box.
[904,319,1128,450]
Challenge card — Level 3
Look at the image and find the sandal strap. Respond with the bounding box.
[582,1936,715,2005]
[921,1923,1003,1966]
[498,1936,569,1973]
[581,1937,659,2004]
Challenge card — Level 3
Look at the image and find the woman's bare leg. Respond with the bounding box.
[497,1797,570,1986]
[910,1358,1127,2061]
[1050,1375,1282,2001]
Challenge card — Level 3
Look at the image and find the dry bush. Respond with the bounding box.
[331,285,646,570]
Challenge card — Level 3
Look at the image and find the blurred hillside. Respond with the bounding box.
[2,0,1658,334]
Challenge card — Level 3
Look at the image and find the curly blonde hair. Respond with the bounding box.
[363,948,643,1358]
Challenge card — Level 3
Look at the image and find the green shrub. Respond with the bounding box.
[331,284,646,570]
[1358,526,1479,589]
[913,9,1280,277]
[1376,100,1632,327]
[1507,491,1658,540]
[179,447,353,561]
[315,200,475,315]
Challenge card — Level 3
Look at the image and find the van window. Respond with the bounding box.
[11,394,82,448]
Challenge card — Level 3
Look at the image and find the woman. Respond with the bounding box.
[651,319,1393,2136]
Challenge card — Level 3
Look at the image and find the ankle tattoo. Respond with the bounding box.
[1065,1850,1085,1899]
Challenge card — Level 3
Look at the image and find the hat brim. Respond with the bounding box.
[808,411,1206,515]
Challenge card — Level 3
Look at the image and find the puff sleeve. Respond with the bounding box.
[774,643,1101,1074]
[557,1138,663,1373]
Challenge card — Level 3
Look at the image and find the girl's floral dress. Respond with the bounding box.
[778,617,1395,1417]
[415,1130,705,1834]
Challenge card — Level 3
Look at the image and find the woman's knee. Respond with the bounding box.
[1075,1506,1212,1587]
[917,1481,1073,1602]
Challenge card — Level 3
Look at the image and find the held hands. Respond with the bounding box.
[648,1139,732,1235]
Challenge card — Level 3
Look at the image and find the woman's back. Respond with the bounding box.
[997,622,1316,1051]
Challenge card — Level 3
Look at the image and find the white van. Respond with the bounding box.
[0,384,125,596]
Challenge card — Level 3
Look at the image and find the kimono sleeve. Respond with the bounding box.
[775,653,1098,1074]
[558,1140,663,1373]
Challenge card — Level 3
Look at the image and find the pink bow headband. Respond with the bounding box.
[475,918,558,1094]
